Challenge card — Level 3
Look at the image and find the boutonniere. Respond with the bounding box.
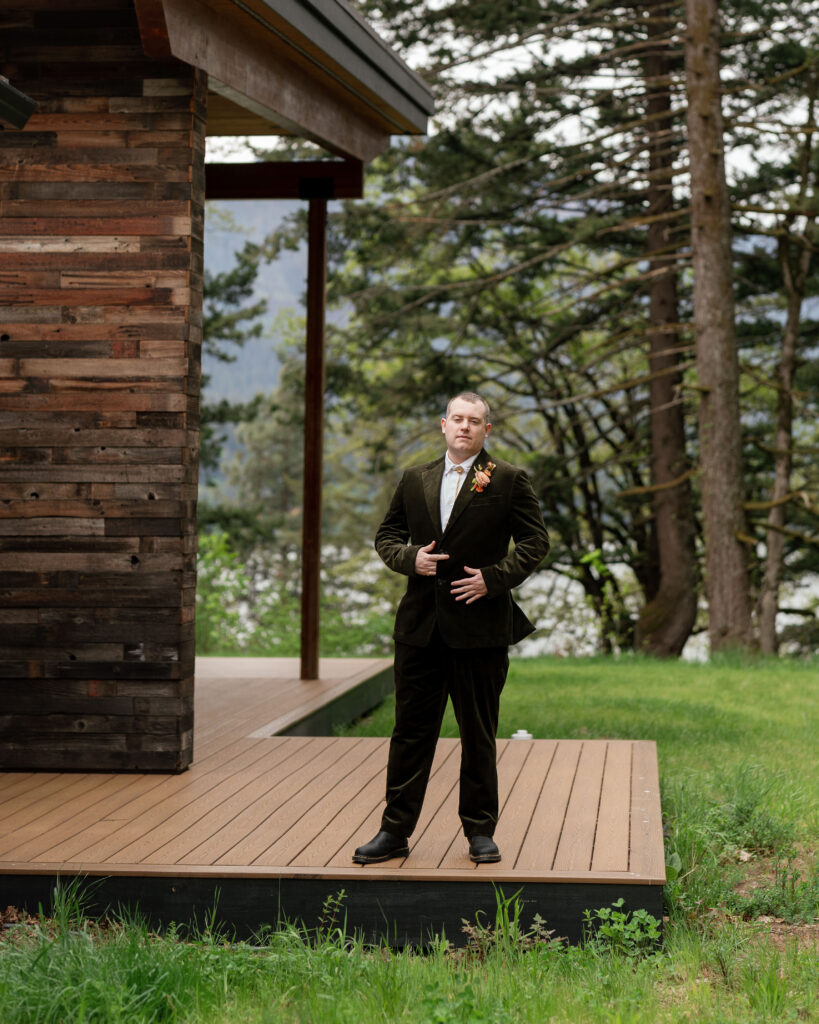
[471,461,496,492]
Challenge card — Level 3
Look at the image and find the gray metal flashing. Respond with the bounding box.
[0,76,37,129]
[231,0,434,133]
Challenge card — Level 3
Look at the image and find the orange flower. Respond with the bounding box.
[471,461,496,492]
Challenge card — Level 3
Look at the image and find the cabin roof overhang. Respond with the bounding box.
[134,0,433,161]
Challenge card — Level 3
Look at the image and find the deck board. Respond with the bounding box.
[553,741,606,872]
[592,742,632,873]
[515,738,580,871]
[0,657,665,944]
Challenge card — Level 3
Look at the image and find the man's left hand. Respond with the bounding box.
[451,566,488,604]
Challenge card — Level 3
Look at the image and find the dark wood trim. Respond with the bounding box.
[1,872,664,947]
[133,0,173,58]
[155,0,391,160]
[134,0,432,136]
[280,662,394,736]
[300,198,327,681]
[205,161,363,200]
[231,0,434,131]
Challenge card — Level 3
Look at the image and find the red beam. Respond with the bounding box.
[205,161,364,200]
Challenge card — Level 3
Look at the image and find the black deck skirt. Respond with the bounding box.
[1,873,663,947]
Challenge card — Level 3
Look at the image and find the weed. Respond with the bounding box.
[315,889,348,944]
[583,899,662,959]
[732,855,819,922]
[457,888,563,961]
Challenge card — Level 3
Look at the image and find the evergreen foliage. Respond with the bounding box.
[199,1,819,655]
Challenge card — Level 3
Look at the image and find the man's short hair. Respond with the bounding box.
[446,392,491,423]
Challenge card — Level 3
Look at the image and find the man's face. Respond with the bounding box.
[441,398,491,462]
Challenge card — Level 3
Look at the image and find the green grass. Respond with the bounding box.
[343,654,816,796]
[1,655,817,1023]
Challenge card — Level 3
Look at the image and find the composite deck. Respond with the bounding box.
[194,655,395,737]
[0,660,666,944]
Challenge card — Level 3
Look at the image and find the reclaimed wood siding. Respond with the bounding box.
[0,0,205,771]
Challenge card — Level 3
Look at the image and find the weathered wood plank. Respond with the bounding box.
[0,393,189,412]
[0,518,106,536]
[0,425,182,446]
[3,288,186,306]
[0,551,187,570]
[0,9,199,771]
[24,113,196,131]
[0,163,191,183]
[0,200,189,217]
[18,358,187,378]
[0,181,191,201]
[0,217,191,236]
[0,252,191,270]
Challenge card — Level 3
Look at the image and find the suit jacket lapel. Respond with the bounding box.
[442,448,488,537]
[422,457,446,540]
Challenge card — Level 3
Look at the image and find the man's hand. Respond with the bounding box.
[415,540,449,577]
[451,566,488,604]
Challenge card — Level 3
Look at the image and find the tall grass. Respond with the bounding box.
[2,881,815,1023]
[1,655,817,1023]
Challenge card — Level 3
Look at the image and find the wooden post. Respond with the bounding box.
[300,198,328,680]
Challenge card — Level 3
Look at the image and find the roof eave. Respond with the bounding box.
[134,0,433,161]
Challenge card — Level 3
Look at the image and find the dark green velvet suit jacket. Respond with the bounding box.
[374,450,550,649]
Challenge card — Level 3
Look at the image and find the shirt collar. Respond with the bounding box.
[445,452,479,475]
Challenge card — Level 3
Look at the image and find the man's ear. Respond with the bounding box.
[485,423,492,436]
[441,418,447,433]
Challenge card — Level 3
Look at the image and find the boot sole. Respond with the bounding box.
[352,845,409,864]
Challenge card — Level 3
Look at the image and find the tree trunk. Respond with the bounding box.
[758,76,817,653]
[683,0,753,652]
[634,0,698,656]
[757,266,798,653]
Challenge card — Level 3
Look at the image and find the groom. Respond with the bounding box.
[353,392,549,865]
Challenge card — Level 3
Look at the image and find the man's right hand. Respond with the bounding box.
[415,540,449,577]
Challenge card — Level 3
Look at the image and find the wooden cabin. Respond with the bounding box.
[0,0,432,772]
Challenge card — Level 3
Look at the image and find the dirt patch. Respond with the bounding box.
[745,919,819,953]
[1,905,40,941]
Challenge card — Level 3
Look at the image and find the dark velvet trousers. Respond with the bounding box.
[381,629,509,839]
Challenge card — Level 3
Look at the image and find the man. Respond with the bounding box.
[353,392,549,865]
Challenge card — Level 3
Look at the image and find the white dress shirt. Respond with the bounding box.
[440,453,477,529]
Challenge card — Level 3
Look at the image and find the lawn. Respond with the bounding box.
[1,655,817,1023]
